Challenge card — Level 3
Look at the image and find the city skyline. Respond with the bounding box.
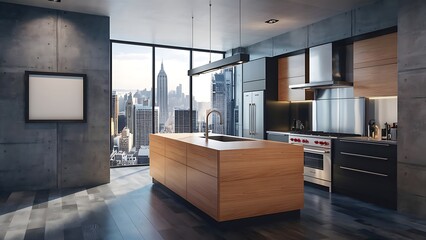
[112,42,223,103]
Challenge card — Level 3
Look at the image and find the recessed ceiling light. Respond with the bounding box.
[48,0,61,2]
[265,19,279,24]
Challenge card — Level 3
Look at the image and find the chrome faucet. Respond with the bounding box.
[205,108,223,142]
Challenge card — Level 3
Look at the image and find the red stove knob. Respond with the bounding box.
[320,141,325,145]
[324,142,329,146]
[290,138,294,141]
[314,140,319,144]
[305,140,309,143]
[297,139,301,142]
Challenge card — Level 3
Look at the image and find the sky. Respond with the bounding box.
[112,43,223,102]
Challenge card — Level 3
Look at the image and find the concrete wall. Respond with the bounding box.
[0,3,110,190]
[245,0,397,60]
[397,0,426,218]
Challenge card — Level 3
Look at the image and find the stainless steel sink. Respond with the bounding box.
[201,135,254,142]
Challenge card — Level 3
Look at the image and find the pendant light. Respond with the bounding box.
[188,0,249,76]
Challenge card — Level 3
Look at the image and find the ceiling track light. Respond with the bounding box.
[188,0,249,76]
[265,19,279,24]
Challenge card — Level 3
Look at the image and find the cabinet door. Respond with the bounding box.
[353,33,397,97]
[165,138,186,164]
[149,134,166,183]
[165,158,187,199]
[278,54,305,78]
[354,63,397,97]
[150,151,165,184]
[277,54,313,101]
[187,167,218,219]
[243,58,266,82]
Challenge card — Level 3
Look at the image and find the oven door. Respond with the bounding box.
[303,147,331,182]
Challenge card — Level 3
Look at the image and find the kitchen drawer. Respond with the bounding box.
[334,151,396,175]
[334,139,396,160]
[333,165,396,209]
[267,133,289,142]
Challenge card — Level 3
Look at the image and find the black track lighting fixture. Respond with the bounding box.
[265,19,279,24]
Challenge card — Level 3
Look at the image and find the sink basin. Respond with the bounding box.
[201,135,254,142]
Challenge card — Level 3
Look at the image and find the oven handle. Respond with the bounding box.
[304,148,330,154]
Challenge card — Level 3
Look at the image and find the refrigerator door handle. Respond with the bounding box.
[250,103,254,135]
[252,103,256,135]
[248,103,252,135]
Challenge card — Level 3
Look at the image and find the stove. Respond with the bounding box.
[288,131,360,191]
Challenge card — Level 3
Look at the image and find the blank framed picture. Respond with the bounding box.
[25,71,87,122]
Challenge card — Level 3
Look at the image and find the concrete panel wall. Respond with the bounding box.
[272,27,308,56]
[247,39,273,61]
[397,0,426,218]
[308,11,352,47]
[244,0,397,59]
[0,2,110,191]
[353,0,398,36]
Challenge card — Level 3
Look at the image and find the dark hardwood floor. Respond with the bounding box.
[1,166,426,240]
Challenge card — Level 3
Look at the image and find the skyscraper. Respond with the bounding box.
[125,93,134,133]
[112,92,119,136]
[134,104,159,149]
[157,61,168,130]
[211,68,235,135]
[174,109,197,133]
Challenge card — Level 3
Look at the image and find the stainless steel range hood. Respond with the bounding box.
[289,43,352,89]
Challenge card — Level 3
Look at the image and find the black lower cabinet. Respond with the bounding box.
[332,139,397,209]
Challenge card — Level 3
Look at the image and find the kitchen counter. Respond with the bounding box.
[339,136,397,145]
[149,133,304,222]
[154,132,295,150]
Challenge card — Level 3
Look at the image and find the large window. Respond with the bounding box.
[110,43,153,167]
[155,48,190,133]
[192,51,238,136]
[110,41,237,167]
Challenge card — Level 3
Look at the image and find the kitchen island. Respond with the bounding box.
[149,133,304,222]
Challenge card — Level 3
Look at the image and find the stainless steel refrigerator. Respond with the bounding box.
[243,91,264,139]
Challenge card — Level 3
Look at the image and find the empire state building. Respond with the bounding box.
[157,61,168,129]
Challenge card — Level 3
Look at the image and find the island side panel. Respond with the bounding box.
[218,144,304,221]
[149,134,166,184]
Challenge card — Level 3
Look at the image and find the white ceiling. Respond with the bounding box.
[0,0,376,51]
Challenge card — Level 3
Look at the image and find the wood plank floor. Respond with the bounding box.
[1,166,426,240]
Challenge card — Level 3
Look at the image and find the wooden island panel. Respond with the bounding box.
[150,151,166,184]
[219,147,303,182]
[187,144,218,177]
[149,135,166,184]
[219,174,303,221]
[165,138,186,164]
[187,167,218,218]
[165,158,187,198]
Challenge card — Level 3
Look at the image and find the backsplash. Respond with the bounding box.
[366,97,398,129]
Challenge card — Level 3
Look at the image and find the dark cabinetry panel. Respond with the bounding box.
[333,139,397,209]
